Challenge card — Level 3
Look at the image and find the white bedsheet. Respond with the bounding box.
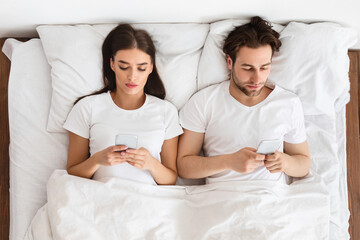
[25,170,329,240]
[3,36,351,239]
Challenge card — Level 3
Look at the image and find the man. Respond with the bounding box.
[177,16,310,184]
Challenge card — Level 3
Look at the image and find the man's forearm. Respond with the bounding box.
[177,154,230,179]
[283,154,310,177]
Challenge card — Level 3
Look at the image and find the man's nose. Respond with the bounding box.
[251,70,261,84]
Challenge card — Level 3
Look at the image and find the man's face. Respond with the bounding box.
[227,45,272,97]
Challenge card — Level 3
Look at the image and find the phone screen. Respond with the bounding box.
[115,134,138,149]
[256,140,282,155]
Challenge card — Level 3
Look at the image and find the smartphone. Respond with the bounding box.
[256,140,282,155]
[115,134,138,150]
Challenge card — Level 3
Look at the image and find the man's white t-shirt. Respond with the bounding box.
[179,80,307,184]
[64,91,183,185]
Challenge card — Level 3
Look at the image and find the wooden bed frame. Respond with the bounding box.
[0,38,359,239]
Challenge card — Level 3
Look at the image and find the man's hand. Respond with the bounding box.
[264,151,285,173]
[227,147,265,173]
[262,141,310,177]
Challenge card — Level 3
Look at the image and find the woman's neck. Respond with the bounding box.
[111,90,146,110]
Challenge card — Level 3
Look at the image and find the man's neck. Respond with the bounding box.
[229,80,273,107]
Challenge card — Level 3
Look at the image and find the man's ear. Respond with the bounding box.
[226,55,233,70]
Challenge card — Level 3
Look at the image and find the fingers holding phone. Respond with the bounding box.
[123,147,160,171]
[114,134,159,171]
[93,145,129,166]
[229,147,265,174]
[257,140,285,173]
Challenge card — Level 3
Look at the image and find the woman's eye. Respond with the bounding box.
[138,68,146,72]
[119,66,128,70]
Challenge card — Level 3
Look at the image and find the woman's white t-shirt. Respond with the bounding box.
[179,80,307,184]
[64,91,183,184]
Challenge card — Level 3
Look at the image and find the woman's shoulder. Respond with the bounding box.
[147,95,179,112]
[73,92,109,110]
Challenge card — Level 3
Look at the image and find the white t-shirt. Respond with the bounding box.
[179,80,307,184]
[64,91,183,184]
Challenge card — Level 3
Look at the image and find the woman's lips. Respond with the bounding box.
[126,83,138,88]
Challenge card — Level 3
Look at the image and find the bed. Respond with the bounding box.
[0,19,359,240]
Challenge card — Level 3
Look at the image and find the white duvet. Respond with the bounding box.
[25,170,330,240]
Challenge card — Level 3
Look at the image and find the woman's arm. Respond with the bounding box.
[67,131,127,178]
[124,136,179,185]
[153,136,179,185]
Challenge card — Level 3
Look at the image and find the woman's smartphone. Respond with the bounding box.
[256,140,282,155]
[115,134,138,150]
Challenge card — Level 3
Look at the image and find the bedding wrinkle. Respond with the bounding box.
[28,170,329,240]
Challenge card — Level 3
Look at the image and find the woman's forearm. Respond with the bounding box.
[149,160,178,185]
[67,155,99,179]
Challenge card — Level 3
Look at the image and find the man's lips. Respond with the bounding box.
[246,85,261,90]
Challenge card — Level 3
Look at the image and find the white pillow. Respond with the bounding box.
[5,39,69,240]
[197,20,357,116]
[269,22,357,115]
[37,23,209,132]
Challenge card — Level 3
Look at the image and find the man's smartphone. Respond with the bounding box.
[115,134,138,150]
[256,140,282,155]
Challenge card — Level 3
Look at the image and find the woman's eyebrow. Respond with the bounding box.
[118,60,148,66]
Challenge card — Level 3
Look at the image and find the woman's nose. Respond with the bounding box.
[127,69,137,81]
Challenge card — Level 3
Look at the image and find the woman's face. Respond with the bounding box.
[110,48,153,97]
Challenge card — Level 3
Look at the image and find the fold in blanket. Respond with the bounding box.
[26,170,330,240]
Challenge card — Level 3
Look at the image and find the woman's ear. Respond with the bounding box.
[226,55,233,71]
[110,58,115,71]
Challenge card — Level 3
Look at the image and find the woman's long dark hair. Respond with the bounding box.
[75,24,165,104]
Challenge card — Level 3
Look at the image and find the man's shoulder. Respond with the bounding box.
[273,85,300,100]
[271,85,303,108]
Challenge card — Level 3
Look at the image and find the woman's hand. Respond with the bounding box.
[92,145,129,167]
[121,147,160,171]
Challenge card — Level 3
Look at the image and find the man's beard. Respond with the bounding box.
[231,70,264,97]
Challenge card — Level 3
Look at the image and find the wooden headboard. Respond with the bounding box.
[0,39,359,239]
[347,50,360,240]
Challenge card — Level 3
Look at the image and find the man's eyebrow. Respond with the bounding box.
[261,62,272,67]
[241,62,272,67]
[118,60,148,66]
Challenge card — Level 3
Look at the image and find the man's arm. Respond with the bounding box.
[177,129,265,179]
[264,141,310,177]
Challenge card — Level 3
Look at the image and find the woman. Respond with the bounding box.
[64,24,183,185]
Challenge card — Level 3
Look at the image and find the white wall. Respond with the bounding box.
[1,0,359,48]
